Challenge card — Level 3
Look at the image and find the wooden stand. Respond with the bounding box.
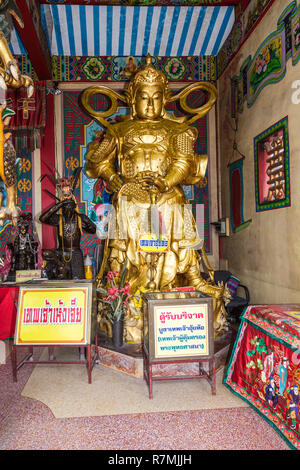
[143,347,216,399]
[12,335,100,384]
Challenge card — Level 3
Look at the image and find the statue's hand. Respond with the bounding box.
[153,176,168,192]
[140,175,155,189]
[109,174,123,192]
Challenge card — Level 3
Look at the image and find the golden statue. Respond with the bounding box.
[81,55,230,341]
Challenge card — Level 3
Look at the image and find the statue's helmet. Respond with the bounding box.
[125,53,171,105]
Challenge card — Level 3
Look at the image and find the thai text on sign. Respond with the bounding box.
[22,298,83,325]
[154,304,209,358]
[138,234,169,252]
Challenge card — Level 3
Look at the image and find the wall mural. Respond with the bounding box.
[52,55,216,82]
[231,1,300,116]
[217,0,275,78]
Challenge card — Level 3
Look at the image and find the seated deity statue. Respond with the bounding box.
[83,54,230,341]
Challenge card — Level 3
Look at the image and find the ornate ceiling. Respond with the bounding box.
[5,0,254,79]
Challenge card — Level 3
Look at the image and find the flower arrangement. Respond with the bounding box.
[97,260,130,323]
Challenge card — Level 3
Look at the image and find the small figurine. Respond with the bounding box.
[6,212,39,281]
[39,166,97,280]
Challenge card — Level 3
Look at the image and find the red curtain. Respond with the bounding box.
[40,91,56,250]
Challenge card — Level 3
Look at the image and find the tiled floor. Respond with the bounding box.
[0,348,291,451]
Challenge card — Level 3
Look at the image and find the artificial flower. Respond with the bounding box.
[120,283,130,295]
[106,271,119,282]
[107,286,120,301]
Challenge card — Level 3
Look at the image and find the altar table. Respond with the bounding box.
[224,305,300,450]
[0,286,19,340]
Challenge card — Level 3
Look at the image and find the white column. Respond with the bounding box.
[54,93,64,179]
[207,105,219,270]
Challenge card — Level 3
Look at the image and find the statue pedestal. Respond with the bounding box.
[96,326,237,379]
[96,333,144,378]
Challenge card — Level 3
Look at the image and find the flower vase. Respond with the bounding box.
[112,319,124,348]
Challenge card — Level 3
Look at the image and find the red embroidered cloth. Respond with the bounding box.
[225,305,300,450]
[0,287,19,340]
[7,81,46,131]
[6,81,46,154]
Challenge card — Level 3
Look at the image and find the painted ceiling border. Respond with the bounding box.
[217,0,277,78]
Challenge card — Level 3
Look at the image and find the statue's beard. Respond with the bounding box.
[63,208,74,219]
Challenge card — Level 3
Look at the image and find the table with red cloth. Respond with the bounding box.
[0,286,19,340]
[224,304,300,450]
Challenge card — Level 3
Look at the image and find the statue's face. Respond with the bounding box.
[134,84,164,120]
[19,224,28,236]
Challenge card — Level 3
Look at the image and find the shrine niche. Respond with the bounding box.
[254,117,291,212]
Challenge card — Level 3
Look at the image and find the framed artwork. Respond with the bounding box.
[254,116,291,212]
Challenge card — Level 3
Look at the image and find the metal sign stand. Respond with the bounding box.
[143,348,216,399]
[12,334,100,384]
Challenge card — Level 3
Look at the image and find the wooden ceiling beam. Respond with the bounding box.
[14,0,52,80]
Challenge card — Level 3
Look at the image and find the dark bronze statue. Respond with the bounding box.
[39,167,97,280]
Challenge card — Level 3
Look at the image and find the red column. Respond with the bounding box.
[40,92,56,249]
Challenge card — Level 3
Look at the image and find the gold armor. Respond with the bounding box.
[82,54,230,342]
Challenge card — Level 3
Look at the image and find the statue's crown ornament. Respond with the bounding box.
[126,54,170,102]
[132,54,168,87]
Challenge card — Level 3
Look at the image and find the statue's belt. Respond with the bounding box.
[118,181,179,205]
